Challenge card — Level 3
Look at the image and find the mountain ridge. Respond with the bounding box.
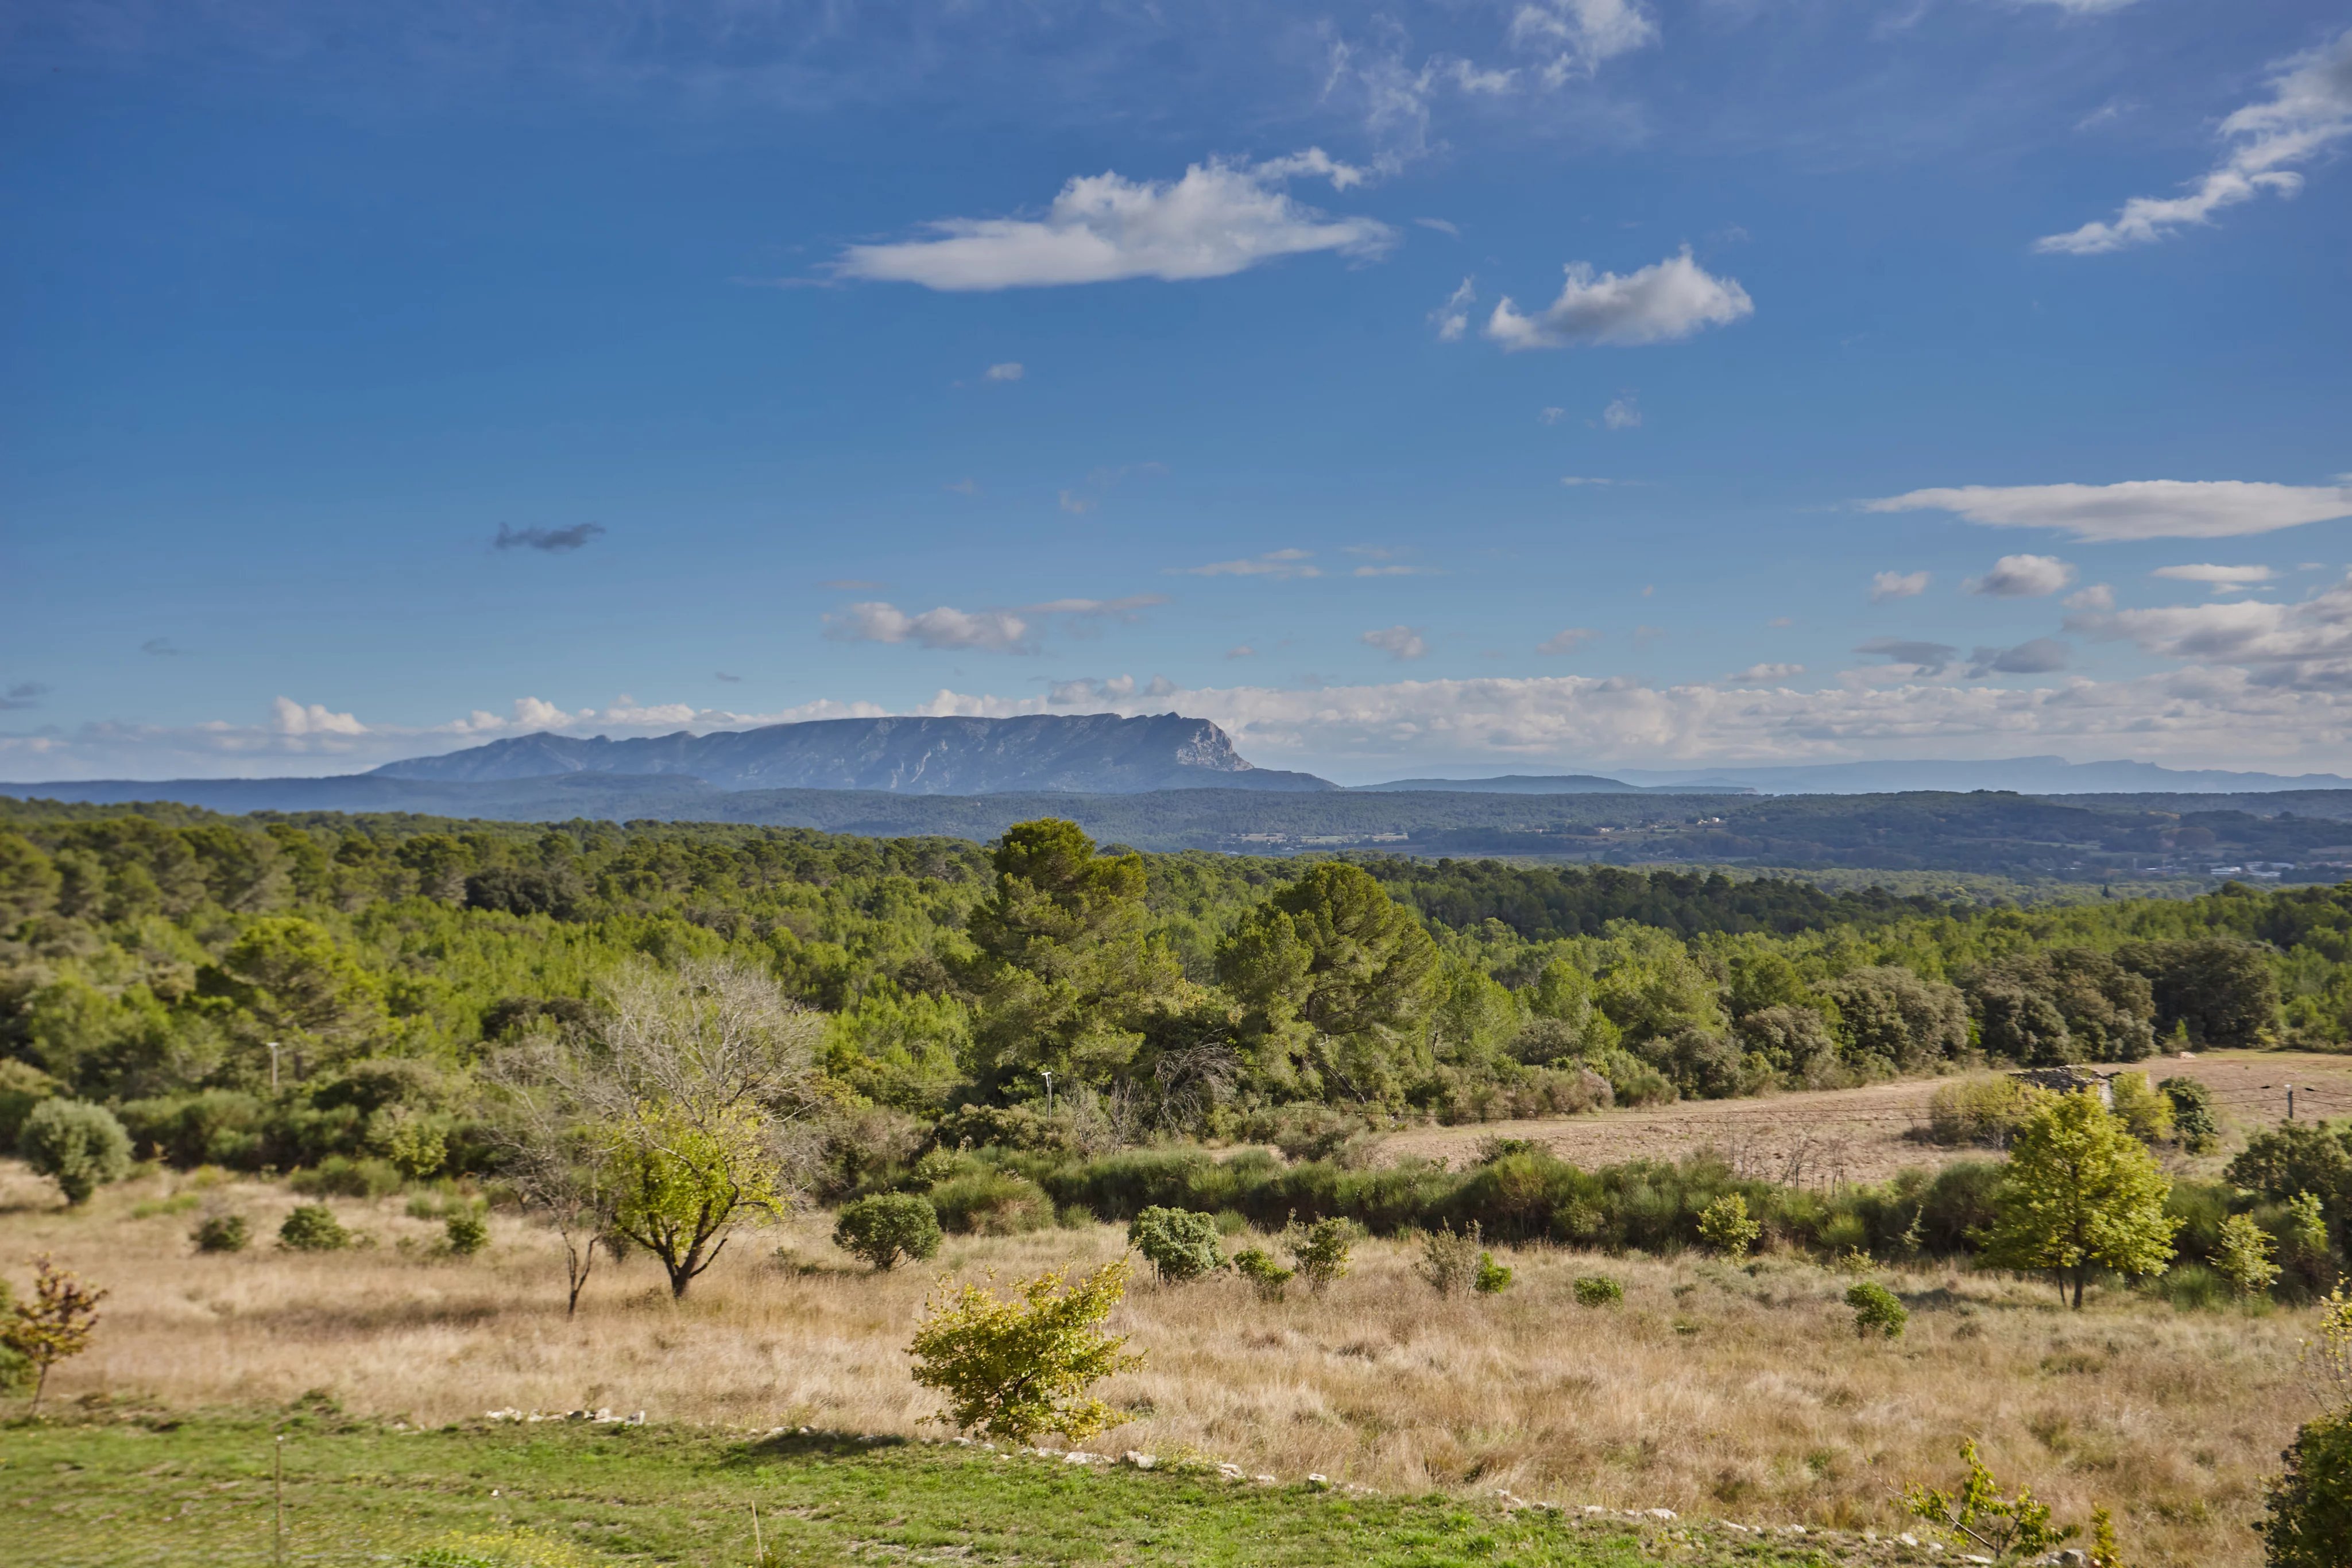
[368,713,1336,795]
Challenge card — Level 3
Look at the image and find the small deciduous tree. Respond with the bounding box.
[1473,1250,1513,1295]
[1127,1206,1224,1283]
[907,1260,1143,1445]
[1698,1193,1761,1259]
[1901,1440,2069,1561]
[1983,1088,2180,1309]
[16,1099,132,1205]
[2215,1213,2282,1300]
[3,1256,107,1412]
[834,1193,943,1271]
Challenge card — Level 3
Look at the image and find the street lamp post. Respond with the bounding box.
[267,1041,281,1093]
[1041,1070,1055,1111]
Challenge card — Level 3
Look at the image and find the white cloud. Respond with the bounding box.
[822,595,1162,656]
[1049,674,1177,706]
[1171,549,1321,580]
[1870,570,1931,602]
[2069,573,2352,687]
[2155,563,2275,591]
[1538,627,1599,655]
[826,602,1034,653]
[1728,663,1805,682]
[835,153,1393,291]
[1226,645,1257,660]
[945,478,979,496]
[1415,217,1461,235]
[1487,249,1753,351]
[1430,277,1476,342]
[1539,406,1568,425]
[1965,553,2078,598]
[2038,28,2352,254]
[1363,625,1431,660]
[983,362,1024,382]
[2065,583,2117,611]
[272,697,368,737]
[1601,396,1642,430]
[1866,480,2352,541]
[1561,476,1617,487]
[1969,638,2072,676]
[1507,0,1660,83]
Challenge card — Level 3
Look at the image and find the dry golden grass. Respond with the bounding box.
[1379,1048,2352,1184]
[0,1158,2322,1567]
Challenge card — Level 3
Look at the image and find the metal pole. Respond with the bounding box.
[2288,1085,2297,1121]
[273,1437,284,1565]
[268,1042,280,1092]
[1042,1070,1054,1110]
[752,1501,764,1563]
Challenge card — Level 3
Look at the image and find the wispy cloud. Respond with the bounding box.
[1538,627,1598,655]
[1363,625,1430,660]
[1870,570,1930,602]
[1430,277,1476,341]
[1601,396,1641,430]
[1507,0,1660,84]
[1727,663,1805,682]
[494,522,606,552]
[714,672,743,684]
[140,638,180,657]
[983,362,1024,382]
[1487,249,1753,351]
[1970,638,2072,676]
[834,153,1392,291]
[1170,548,1321,580]
[0,683,47,711]
[1866,480,2352,541]
[1855,637,1960,675]
[823,594,1163,655]
[1965,553,2077,598]
[2154,563,2274,591]
[2038,28,2352,254]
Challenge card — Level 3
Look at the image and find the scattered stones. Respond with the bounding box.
[1647,1508,1678,1521]
[1121,1451,1156,1469]
[1306,1473,1330,1489]
[1253,1473,1278,1485]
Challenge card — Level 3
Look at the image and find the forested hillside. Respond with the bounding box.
[0,797,2345,1189]
[18,781,2352,880]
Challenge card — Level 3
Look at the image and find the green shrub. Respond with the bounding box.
[1923,1074,2025,1147]
[1127,1206,1224,1283]
[278,1203,352,1252]
[2107,1071,2176,1144]
[1845,1280,1907,1338]
[444,1211,489,1257]
[1285,1217,1357,1294]
[17,1098,134,1204]
[2256,1411,2352,1568]
[2161,1263,2231,1313]
[833,1193,943,1271]
[290,1156,404,1200]
[0,1059,60,1149]
[928,1170,1052,1235]
[1697,1193,1761,1259]
[1233,1248,1294,1302]
[1473,1251,1513,1295]
[2215,1212,2281,1298]
[191,1214,249,1254]
[1418,1222,1482,1297]
[2158,1075,2219,1151]
[907,1260,1142,1445]
[0,1280,26,1393]
[1573,1274,1623,1306]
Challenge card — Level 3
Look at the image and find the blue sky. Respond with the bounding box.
[3,0,2349,784]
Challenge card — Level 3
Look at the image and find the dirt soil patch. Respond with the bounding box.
[1376,1048,2352,1184]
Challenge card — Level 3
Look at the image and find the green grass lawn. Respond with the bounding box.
[0,1405,1908,1567]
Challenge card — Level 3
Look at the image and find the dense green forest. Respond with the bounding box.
[19,779,2352,879]
[0,797,2345,1191]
